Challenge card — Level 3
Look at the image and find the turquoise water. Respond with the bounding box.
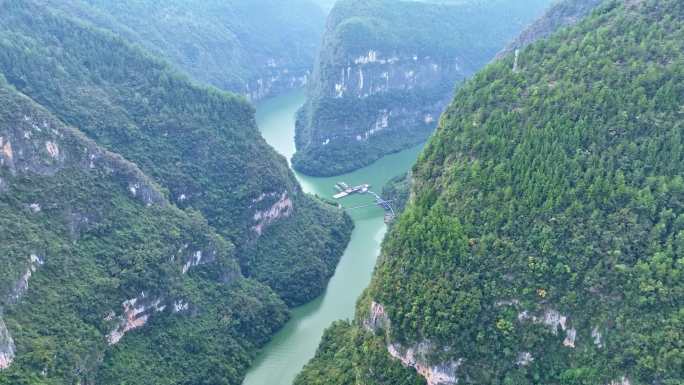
[242,89,423,385]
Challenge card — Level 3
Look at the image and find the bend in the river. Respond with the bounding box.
[242,89,423,385]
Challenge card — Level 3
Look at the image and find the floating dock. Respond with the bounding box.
[334,183,396,223]
[333,183,370,199]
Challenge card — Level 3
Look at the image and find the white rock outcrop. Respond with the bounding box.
[592,326,604,348]
[252,191,293,235]
[516,351,534,366]
[388,343,462,385]
[363,301,461,384]
[563,328,577,348]
[518,309,577,348]
[182,250,205,274]
[107,294,165,345]
[364,301,390,332]
[10,254,45,303]
[608,377,631,385]
[0,318,15,370]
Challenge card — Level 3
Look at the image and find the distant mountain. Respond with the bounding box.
[296,0,684,384]
[40,0,327,101]
[291,0,553,176]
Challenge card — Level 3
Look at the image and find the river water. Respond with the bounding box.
[242,89,424,385]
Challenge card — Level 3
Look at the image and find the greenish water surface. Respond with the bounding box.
[243,89,423,385]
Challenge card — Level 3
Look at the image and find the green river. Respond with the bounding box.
[243,90,424,385]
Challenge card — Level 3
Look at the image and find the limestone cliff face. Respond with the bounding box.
[322,50,464,100]
[293,0,554,176]
[244,65,311,102]
[299,48,459,150]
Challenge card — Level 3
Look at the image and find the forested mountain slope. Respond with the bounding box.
[296,0,684,384]
[38,0,326,101]
[497,0,603,59]
[0,0,352,308]
[0,0,353,382]
[292,0,553,176]
[0,79,288,385]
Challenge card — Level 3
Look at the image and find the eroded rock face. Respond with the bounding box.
[303,49,458,150]
[327,50,463,100]
[592,326,604,348]
[608,377,631,385]
[518,309,578,349]
[364,301,390,332]
[9,254,45,304]
[387,343,462,385]
[0,317,15,370]
[364,301,461,385]
[107,293,166,345]
[252,191,294,236]
[0,111,165,208]
[516,352,534,366]
[245,68,310,102]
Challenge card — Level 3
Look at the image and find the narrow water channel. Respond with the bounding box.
[242,90,424,385]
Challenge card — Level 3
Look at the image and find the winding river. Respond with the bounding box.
[243,90,424,385]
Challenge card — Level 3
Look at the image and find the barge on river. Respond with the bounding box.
[333,182,370,199]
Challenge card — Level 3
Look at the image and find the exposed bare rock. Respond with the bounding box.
[173,300,189,313]
[107,294,166,345]
[9,254,45,304]
[0,101,166,208]
[387,342,462,385]
[608,377,631,385]
[518,309,578,348]
[563,328,577,348]
[364,301,390,332]
[252,191,294,235]
[181,249,217,274]
[0,317,15,370]
[516,352,534,366]
[592,326,604,348]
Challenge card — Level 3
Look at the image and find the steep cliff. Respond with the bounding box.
[0,81,288,384]
[0,0,352,307]
[296,0,684,384]
[292,0,553,176]
[39,0,326,101]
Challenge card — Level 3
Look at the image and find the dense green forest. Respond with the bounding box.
[38,0,326,100]
[297,0,684,384]
[0,0,352,307]
[0,81,288,385]
[294,320,425,385]
[382,173,412,217]
[292,0,553,176]
[0,0,352,383]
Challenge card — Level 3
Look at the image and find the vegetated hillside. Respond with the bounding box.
[0,0,353,308]
[38,0,326,101]
[296,0,684,384]
[382,172,412,218]
[292,0,553,176]
[497,0,603,59]
[0,79,288,384]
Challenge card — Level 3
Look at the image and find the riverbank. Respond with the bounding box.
[242,90,423,385]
